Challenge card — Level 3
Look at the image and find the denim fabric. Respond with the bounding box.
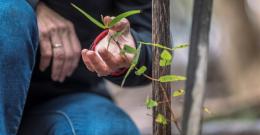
[18,93,140,135]
[0,0,38,135]
[0,1,140,135]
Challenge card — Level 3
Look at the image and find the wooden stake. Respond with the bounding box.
[152,0,171,135]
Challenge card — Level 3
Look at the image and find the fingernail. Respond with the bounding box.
[59,79,64,83]
[39,67,44,72]
[52,74,58,81]
[52,77,57,81]
[39,66,46,72]
[67,72,72,77]
[98,49,103,54]
[81,49,87,54]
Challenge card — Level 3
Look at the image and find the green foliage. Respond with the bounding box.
[159,59,172,67]
[132,44,142,65]
[173,43,189,50]
[135,66,147,76]
[203,107,212,115]
[140,42,174,51]
[155,114,167,125]
[72,4,140,30]
[121,43,142,87]
[140,42,189,51]
[160,50,172,67]
[108,10,141,28]
[160,50,172,61]
[145,98,158,109]
[159,75,186,83]
[108,27,127,49]
[172,89,185,97]
[72,3,191,129]
[71,3,106,29]
[122,45,137,54]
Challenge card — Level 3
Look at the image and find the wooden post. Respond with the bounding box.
[152,0,171,135]
[182,0,213,135]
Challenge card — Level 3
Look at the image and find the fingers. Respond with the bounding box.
[81,49,95,72]
[51,31,65,81]
[68,22,81,76]
[111,18,130,33]
[39,38,53,71]
[82,48,131,76]
[37,3,81,82]
[39,35,53,72]
[103,16,130,32]
[98,48,129,70]
[59,30,73,82]
[103,16,112,26]
[82,49,112,76]
[38,17,53,71]
[56,21,81,81]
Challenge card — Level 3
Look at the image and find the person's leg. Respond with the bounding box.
[0,0,38,135]
[18,93,141,135]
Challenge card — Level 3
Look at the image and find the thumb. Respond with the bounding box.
[103,16,113,27]
[109,18,130,33]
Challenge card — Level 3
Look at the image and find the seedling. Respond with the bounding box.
[71,4,210,134]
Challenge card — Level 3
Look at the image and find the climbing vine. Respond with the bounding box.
[72,3,210,134]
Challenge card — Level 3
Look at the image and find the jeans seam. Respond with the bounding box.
[52,111,77,135]
[29,111,77,135]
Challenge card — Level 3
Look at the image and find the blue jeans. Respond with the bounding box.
[0,0,140,135]
[18,93,140,135]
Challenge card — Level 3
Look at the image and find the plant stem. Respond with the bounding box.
[134,67,160,82]
[159,83,182,133]
[109,31,181,132]
[157,100,170,104]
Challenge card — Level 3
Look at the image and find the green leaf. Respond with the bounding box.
[108,26,128,50]
[121,64,135,87]
[140,42,189,51]
[155,114,167,125]
[173,43,189,50]
[108,10,141,28]
[132,43,142,65]
[108,27,126,44]
[172,89,185,97]
[203,107,212,115]
[145,98,158,109]
[121,43,142,87]
[159,59,172,67]
[135,66,147,76]
[159,75,186,83]
[160,50,172,60]
[123,45,137,54]
[71,3,106,29]
[140,42,174,51]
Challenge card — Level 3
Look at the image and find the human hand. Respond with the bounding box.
[82,16,136,76]
[36,2,81,82]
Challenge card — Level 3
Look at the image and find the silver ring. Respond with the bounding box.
[52,44,63,49]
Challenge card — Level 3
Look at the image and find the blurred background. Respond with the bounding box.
[106,0,260,134]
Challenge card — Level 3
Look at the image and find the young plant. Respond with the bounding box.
[71,3,141,29]
[72,5,211,134]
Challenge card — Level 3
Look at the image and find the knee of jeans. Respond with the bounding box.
[49,109,140,135]
[18,112,75,135]
[69,106,141,135]
[0,0,38,70]
[0,0,37,31]
[80,114,140,135]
